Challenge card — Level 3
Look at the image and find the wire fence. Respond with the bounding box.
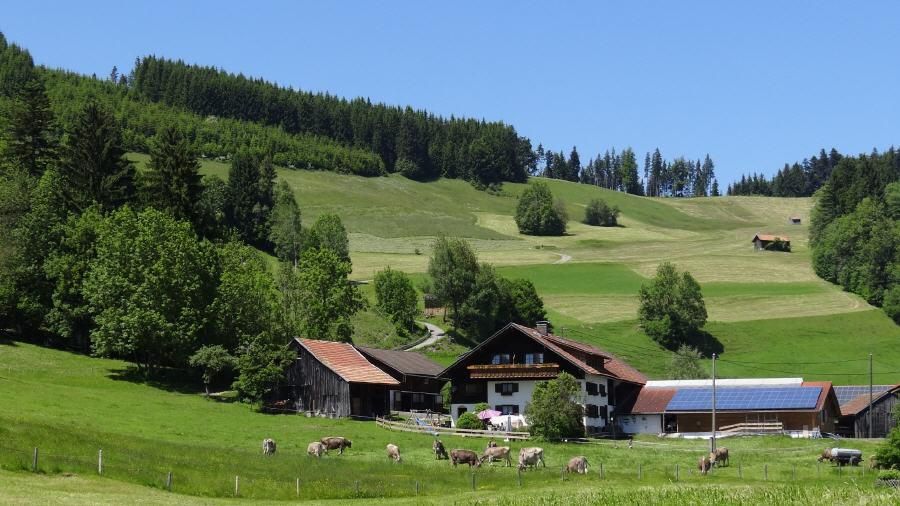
[0,442,891,500]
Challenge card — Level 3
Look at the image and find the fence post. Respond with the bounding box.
[561,466,565,481]
[98,449,103,475]
[792,465,796,481]
[638,462,642,480]
[296,478,300,498]
[415,480,419,496]
[839,464,842,477]
[675,463,679,481]
[738,462,742,479]
[517,468,522,487]
[32,447,38,472]
[234,475,239,497]
[355,480,360,496]
[166,471,173,492]
[599,462,603,479]
[817,461,820,478]
[764,464,768,481]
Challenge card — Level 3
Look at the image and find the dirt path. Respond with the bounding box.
[553,252,573,264]
[405,322,447,351]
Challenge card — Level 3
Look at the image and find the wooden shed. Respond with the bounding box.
[835,384,900,438]
[752,234,791,252]
[788,216,802,225]
[356,346,447,413]
[284,338,399,418]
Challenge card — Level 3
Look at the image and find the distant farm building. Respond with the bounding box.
[834,384,900,438]
[423,293,445,318]
[752,233,791,252]
[788,216,802,225]
[621,378,840,436]
[356,346,447,413]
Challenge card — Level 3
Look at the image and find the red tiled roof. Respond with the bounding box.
[840,384,900,416]
[631,388,676,414]
[752,234,790,242]
[510,323,647,385]
[296,339,399,385]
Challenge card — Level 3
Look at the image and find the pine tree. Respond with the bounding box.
[226,150,262,245]
[1,77,57,177]
[567,146,581,182]
[144,125,202,224]
[59,101,135,211]
[711,179,720,196]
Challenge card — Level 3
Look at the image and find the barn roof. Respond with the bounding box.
[752,234,790,243]
[631,387,676,414]
[441,323,646,385]
[839,384,900,416]
[295,339,399,385]
[834,384,894,405]
[355,346,446,378]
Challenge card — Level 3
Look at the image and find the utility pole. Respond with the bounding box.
[711,353,717,453]
[868,353,873,439]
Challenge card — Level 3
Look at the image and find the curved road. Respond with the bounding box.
[553,252,573,264]
[406,321,447,351]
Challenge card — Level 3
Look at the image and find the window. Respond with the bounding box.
[606,379,615,403]
[598,405,608,422]
[464,383,482,396]
[495,404,519,415]
[525,353,544,364]
[495,383,519,396]
[597,383,607,397]
[458,406,468,417]
[586,382,599,396]
[585,404,600,418]
[491,353,511,365]
[411,392,425,404]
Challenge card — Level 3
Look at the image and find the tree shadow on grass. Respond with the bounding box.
[682,330,725,358]
[107,365,204,395]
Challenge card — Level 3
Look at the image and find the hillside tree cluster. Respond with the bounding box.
[728,148,842,197]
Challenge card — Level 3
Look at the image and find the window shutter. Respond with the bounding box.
[598,383,607,396]
[513,383,519,393]
[495,383,502,393]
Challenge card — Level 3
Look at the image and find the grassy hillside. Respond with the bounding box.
[0,341,892,504]
[128,154,899,382]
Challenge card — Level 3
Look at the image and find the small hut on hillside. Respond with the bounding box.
[752,234,791,252]
[788,216,802,225]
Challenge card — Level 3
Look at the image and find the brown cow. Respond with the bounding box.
[566,456,589,474]
[518,447,546,470]
[713,447,729,467]
[698,455,711,475]
[386,443,401,463]
[320,436,352,455]
[433,439,449,460]
[481,446,512,467]
[450,449,482,468]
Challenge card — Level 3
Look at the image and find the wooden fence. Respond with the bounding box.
[375,417,531,440]
[719,422,784,435]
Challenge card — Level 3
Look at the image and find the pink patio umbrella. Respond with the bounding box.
[477,409,502,420]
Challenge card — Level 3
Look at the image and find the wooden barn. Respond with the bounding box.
[752,233,790,251]
[835,384,900,438]
[356,346,447,413]
[284,338,399,418]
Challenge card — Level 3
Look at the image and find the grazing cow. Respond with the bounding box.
[450,449,482,468]
[518,447,546,470]
[262,438,276,456]
[698,455,711,475]
[566,456,589,474]
[481,446,512,467]
[307,442,326,458]
[713,447,729,467]
[817,448,833,463]
[386,443,402,463]
[320,437,352,455]
[433,439,449,460]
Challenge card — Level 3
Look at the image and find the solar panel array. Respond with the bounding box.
[666,386,822,411]
[834,385,892,405]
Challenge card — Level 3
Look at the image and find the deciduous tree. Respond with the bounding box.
[638,263,708,350]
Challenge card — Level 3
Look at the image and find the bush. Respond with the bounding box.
[373,267,418,332]
[766,237,791,252]
[474,402,490,413]
[875,423,900,471]
[883,285,900,324]
[456,412,483,430]
[515,182,567,236]
[525,372,584,439]
[877,469,900,481]
[583,198,620,227]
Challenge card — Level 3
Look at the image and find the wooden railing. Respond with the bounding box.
[374,417,530,440]
[467,363,559,379]
[719,422,784,434]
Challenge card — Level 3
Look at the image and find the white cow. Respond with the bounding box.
[307,441,326,458]
[386,443,402,463]
[518,447,545,470]
[262,438,276,456]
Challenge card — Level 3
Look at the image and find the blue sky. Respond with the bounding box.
[5,1,899,185]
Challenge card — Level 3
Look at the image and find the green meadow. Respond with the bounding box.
[0,341,893,504]
[124,154,900,383]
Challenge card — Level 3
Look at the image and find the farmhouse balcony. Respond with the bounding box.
[467,363,560,379]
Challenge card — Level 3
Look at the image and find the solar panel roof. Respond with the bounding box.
[834,385,892,406]
[666,386,822,411]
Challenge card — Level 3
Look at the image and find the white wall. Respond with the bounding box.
[486,380,538,415]
[619,414,662,434]
[450,403,477,426]
[582,374,611,429]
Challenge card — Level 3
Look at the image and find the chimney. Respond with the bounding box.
[536,321,549,336]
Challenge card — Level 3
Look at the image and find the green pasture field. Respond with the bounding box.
[0,341,894,504]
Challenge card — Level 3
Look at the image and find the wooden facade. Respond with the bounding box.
[283,340,393,418]
[837,386,900,438]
